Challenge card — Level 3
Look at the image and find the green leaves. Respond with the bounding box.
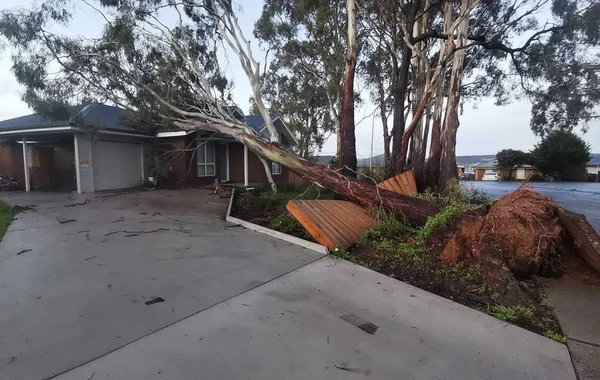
[496,149,532,171]
[532,130,591,181]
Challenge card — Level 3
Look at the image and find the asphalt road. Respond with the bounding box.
[465,181,600,234]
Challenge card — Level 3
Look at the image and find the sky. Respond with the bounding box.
[0,0,598,160]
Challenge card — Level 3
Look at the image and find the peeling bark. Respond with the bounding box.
[439,0,470,190]
[338,0,358,177]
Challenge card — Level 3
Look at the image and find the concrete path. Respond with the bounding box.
[0,190,321,380]
[56,258,575,380]
[546,283,600,380]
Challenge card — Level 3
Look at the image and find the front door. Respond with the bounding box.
[218,143,229,182]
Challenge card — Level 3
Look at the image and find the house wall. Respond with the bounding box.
[0,144,25,188]
[0,146,14,178]
[29,145,53,190]
[76,133,95,193]
[587,166,600,175]
[228,142,289,185]
[53,143,75,190]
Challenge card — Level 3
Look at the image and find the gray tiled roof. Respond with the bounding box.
[0,103,140,132]
[588,153,600,166]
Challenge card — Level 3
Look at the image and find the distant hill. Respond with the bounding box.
[357,154,496,168]
[350,153,600,168]
[310,155,336,166]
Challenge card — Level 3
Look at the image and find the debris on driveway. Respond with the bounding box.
[145,297,165,305]
[13,204,36,214]
[65,199,91,208]
[105,228,170,237]
[56,217,77,224]
[16,249,32,255]
[340,313,379,334]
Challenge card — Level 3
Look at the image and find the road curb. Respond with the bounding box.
[225,189,329,255]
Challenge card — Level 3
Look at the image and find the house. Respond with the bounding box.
[456,155,495,174]
[472,160,541,181]
[156,107,297,188]
[0,104,297,193]
[0,103,153,192]
[586,154,600,182]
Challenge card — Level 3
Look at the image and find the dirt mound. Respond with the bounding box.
[442,187,565,280]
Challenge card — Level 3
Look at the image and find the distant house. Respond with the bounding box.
[472,160,540,181]
[0,103,297,193]
[586,154,600,182]
[456,155,496,173]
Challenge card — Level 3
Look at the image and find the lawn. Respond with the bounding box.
[0,200,13,242]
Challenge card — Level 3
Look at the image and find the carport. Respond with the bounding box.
[0,103,152,193]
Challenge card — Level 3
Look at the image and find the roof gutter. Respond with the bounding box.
[155,130,196,138]
[0,126,75,135]
[98,130,154,139]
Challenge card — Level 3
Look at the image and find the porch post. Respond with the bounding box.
[21,135,30,192]
[73,134,82,194]
[243,144,249,186]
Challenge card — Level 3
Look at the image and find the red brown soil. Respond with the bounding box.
[441,187,565,280]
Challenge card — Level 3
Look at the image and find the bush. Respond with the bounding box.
[357,209,414,247]
[419,178,492,207]
[415,204,462,243]
[532,130,590,181]
[490,305,533,322]
[269,213,311,240]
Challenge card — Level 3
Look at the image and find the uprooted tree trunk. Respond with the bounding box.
[558,208,600,274]
[175,119,440,226]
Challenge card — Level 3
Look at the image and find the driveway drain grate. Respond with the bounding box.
[145,297,165,305]
[340,313,378,334]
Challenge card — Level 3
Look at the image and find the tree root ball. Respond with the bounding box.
[441,187,565,280]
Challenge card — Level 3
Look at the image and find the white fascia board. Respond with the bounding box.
[155,130,197,138]
[0,126,74,135]
[98,130,154,138]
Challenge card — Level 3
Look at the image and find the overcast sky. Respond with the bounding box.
[0,1,598,159]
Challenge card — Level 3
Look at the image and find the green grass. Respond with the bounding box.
[544,331,567,344]
[415,204,463,243]
[0,201,13,242]
[490,305,534,322]
[331,247,357,263]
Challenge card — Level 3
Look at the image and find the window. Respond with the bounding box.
[271,162,282,175]
[197,142,215,177]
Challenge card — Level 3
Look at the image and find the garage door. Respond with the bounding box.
[92,140,142,191]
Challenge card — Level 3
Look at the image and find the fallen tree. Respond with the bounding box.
[175,120,440,226]
[558,208,600,274]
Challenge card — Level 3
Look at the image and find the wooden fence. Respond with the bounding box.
[288,172,311,186]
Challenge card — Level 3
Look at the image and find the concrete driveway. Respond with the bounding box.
[0,189,576,380]
[0,189,321,380]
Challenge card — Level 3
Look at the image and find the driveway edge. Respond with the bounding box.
[225,189,329,255]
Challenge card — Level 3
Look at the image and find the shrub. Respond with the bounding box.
[270,213,310,240]
[357,209,414,247]
[415,204,462,243]
[490,305,534,322]
[543,331,567,344]
[419,178,492,207]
